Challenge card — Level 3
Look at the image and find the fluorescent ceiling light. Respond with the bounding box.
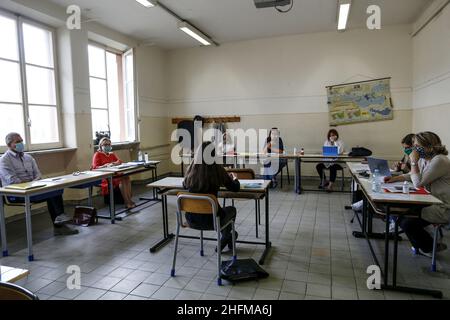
[178,21,212,46]
[337,1,351,31]
[135,0,156,8]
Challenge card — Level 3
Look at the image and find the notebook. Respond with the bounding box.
[4,182,46,190]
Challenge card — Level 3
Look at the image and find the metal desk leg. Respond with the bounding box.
[25,196,33,262]
[259,188,271,265]
[88,186,93,207]
[108,177,115,224]
[384,209,390,286]
[150,194,174,253]
[0,196,8,257]
[295,158,302,194]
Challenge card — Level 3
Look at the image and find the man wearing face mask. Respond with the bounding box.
[0,132,78,236]
[385,132,450,257]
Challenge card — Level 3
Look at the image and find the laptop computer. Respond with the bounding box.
[367,157,392,177]
[323,146,339,157]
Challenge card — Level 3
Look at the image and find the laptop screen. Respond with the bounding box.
[323,146,338,156]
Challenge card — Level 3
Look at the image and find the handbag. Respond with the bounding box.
[72,206,98,227]
[349,147,372,157]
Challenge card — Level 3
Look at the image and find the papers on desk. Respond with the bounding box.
[240,179,266,189]
[382,182,418,193]
[40,177,65,183]
[4,182,46,190]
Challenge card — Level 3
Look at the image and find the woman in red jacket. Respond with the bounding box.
[92,137,136,209]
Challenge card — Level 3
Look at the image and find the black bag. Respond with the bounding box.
[349,147,372,157]
[220,259,269,283]
[72,206,98,227]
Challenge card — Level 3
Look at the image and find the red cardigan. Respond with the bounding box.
[92,151,122,195]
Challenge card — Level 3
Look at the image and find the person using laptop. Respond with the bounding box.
[392,133,415,174]
[0,132,78,236]
[262,128,287,188]
[384,132,450,257]
[92,137,136,209]
[316,129,345,192]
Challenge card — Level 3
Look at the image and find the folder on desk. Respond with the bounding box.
[4,182,46,190]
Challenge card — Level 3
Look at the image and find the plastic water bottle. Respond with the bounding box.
[300,148,305,156]
[372,169,382,193]
[403,181,410,194]
[138,150,143,162]
[293,147,297,155]
[144,152,149,163]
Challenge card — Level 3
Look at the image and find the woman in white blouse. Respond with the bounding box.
[316,129,345,192]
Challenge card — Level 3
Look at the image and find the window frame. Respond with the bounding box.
[88,41,137,144]
[0,10,62,152]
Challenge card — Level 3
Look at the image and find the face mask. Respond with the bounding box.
[103,146,112,153]
[414,146,428,159]
[14,142,25,153]
[404,147,413,156]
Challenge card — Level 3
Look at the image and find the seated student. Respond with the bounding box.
[262,128,287,188]
[91,137,136,209]
[183,141,240,252]
[392,133,415,174]
[0,133,78,236]
[316,129,345,192]
[384,132,450,257]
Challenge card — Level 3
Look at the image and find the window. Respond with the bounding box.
[88,44,136,143]
[0,12,61,151]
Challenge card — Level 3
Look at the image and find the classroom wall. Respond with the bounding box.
[166,25,415,174]
[412,3,450,148]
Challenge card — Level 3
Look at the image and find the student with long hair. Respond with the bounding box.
[183,141,240,252]
[262,128,287,188]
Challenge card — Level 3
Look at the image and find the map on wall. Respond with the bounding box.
[326,78,393,126]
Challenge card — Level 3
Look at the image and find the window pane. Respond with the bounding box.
[125,53,133,82]
[0,60,22,103]
[0,15,19,61]
[29,105,59,144]
[22,23,54,67]
[0,104,25,147]
[90,78,108,109]
[125,83,136,141]
[88,45,106,78]
[26,65,56,105]
[91,109,109,139]
[106,52,120,142]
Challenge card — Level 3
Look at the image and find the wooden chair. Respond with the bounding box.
[0,282,39,300]
[171,193,237,286]
[224,168,264,238]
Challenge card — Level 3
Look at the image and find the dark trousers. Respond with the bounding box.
[399,217,433,253]
[8,194,64,225]
[316,163,343,183]
[185,206,237,240]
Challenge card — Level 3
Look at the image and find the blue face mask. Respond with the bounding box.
[14,142,25,153]
[414,146,428,159]
[103,146,112,153]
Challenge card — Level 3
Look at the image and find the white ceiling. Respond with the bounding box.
[45,0,431,49]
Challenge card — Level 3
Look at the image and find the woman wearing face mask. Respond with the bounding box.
[392,134,415,174]
[316,129,345,192]
[384,132,450,257]
[92,137,136,209]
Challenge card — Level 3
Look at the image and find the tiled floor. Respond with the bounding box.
[2,182,450,300]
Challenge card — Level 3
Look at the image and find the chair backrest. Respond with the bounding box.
[226,168,255,180]
[0,282,39,300]
[177,192,218,215]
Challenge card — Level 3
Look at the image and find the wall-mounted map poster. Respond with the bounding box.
[327,78,393,126]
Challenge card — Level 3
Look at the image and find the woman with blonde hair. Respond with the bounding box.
[385,132,450,256]
[92,137,136,209]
